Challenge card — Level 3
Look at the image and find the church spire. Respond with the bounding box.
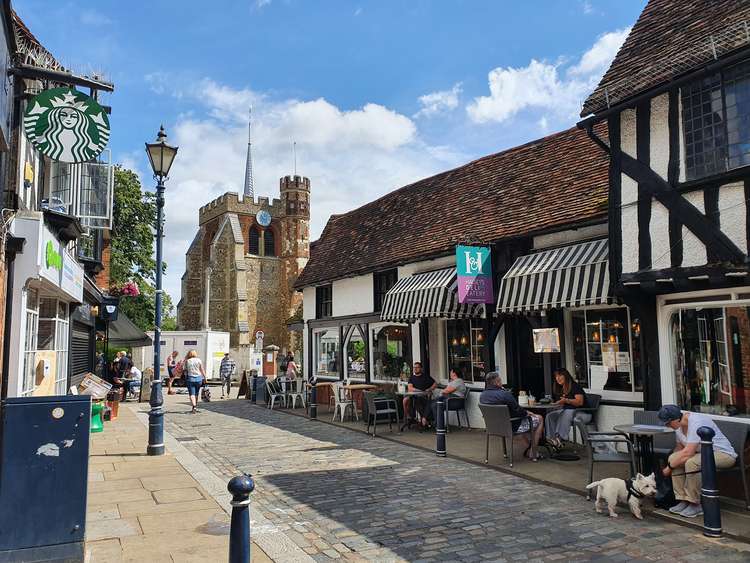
[243,106,254,200]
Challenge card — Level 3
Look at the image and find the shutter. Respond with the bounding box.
[70,322,93,381]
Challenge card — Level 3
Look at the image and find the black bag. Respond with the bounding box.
[654,463,677,509]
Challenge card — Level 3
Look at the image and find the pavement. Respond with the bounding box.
[156,394,750,562]
[85,400,282,562]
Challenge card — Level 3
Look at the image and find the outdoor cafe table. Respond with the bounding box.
[613,423,675,475]
[395,390,429,431]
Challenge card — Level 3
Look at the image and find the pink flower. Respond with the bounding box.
[119,281,140,297]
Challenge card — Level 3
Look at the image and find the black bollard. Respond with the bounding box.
[251,372,258,404]
[309,381,317,420]
[227,474,255,563]
[435,395,446,457]
[697,426,722,538]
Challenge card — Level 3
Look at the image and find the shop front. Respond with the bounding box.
[6,212,83,398]
[496,238,642,426]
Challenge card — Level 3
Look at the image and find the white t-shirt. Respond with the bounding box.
[675,413,737,459]
[185,357,203,378]
[130,366,142,379]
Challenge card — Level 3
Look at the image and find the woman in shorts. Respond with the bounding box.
[184,350,205,414]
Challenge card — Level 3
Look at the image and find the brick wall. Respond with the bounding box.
[94,234,111,290]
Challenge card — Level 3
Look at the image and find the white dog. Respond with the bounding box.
[586,473,657,519]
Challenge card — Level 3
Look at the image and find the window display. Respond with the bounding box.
[314,328,339,377]
[346,329,367,380]
[570,307,641,393]
[670,307,750,417]
[371,324,411,382]
[446,319,487,383]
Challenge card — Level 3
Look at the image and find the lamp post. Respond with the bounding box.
[145,125,178,456]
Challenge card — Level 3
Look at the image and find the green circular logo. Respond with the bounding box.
[23,87,110,163]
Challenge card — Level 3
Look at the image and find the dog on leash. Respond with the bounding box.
[586,473,657,519]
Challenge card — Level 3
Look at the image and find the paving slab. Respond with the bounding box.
[152,486,205,503]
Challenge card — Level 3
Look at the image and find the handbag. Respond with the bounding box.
[654,461,677,509]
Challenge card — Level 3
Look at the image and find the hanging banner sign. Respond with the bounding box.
[456,245,494,304]
[24,87,110,163]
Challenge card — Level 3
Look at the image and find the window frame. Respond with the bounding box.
[248,227,261,255]
[315,285,333,319]
[445,318,488,384]
[373,269,398,313]
[681,61,750,181]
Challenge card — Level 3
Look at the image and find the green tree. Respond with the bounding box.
[110,166,178,331]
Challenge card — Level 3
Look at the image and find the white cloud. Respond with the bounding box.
[414,83,462,118]
[581,1,594,15]
[150,79,460,301]
[467,28,630,124]
[256,0,271,8]
[80,10,112,26]
[354,7,363,16]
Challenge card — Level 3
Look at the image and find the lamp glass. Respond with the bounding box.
[145,130,178,178]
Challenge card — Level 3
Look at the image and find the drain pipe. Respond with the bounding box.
[584,123,611,156]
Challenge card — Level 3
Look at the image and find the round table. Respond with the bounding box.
[613,424,674,475]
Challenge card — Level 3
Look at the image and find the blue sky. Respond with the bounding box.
[14,0,646,301]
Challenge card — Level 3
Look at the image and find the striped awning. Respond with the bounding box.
[381,268,484,322]
[497,239,611,313]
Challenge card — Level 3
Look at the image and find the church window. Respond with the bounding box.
[264,228,276,256]
[248,227,260,255]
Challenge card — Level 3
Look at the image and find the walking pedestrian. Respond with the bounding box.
[286,353,298,378]
[219,352,236,399]
[184,350,206,414]
[167,351,179,394]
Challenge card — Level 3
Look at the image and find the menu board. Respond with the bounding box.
[78,373,112,399]
[533,328,560,353]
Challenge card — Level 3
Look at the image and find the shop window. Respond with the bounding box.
[315,285,332,319]
[29,296,69,395]
[670,307,750,417]
[446,319,487,383]
[569,307,641,393]
[371,324,412,382]
[345,328,366,381]
[373,269,398,312]
[263,229,276,257]
[248,227,260,255]
[314,328,340,378]
[681,61,750,180]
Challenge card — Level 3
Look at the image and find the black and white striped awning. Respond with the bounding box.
[497,239,611,313]
[381,268,484,322]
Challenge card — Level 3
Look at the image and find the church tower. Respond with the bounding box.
[279,175,310,326]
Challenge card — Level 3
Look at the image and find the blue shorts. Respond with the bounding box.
[186,379,203,397]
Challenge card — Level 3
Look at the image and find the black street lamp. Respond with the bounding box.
[145,125,178,456]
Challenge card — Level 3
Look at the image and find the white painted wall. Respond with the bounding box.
[650,93,670,180]
[302,286,316,321]
[332,273,373,317]
[719,182,748,255]
[649,199,672,270]
[681,191,707,267]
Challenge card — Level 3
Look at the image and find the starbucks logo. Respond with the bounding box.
[23,87,110,163]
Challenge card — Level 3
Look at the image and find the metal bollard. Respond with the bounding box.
[227,473,255,563]
[697,426,722,538]
[309,381,317,420]
[251,373,258,404]
[435,395,446,457]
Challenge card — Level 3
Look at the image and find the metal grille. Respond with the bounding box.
[584,19,750,116]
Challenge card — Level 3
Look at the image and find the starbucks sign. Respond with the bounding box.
[24,87,110,163]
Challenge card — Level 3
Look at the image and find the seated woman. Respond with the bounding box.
[545,368,589,447]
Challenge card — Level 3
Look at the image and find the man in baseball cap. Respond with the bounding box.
[658,404,737,518]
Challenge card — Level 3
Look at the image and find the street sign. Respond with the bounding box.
[24,87,110,163]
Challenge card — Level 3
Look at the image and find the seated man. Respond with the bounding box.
[403,362,436,429]
[659,404,737,518]
[479,372,543,461]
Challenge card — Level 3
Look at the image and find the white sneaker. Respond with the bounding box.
[679,504,703,518]
[669,501,690,514]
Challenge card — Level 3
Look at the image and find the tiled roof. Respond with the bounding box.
[295,125,609,289]
[582,0,750,117]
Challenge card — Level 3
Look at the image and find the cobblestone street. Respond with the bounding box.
[157,395,750,562]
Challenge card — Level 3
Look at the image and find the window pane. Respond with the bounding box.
[38,319,55,350]
[447,319,481,382]
[583,308,632,392]
[248,228,260,255]
[314,329,339,377]
[371,324,411,382]
[346,330,366,381]
[681,72,726,180]
[670,307,750,417]
[724,61,750,170]
[39,297,56,319]
[571,311,589,387]
[263,229,275,257]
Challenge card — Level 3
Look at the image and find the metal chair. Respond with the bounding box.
[364,391,399,437]
[633,410,676,457]
[331,382,358,422]
[478,403,534,467]
[575,419,636,499]
[714,420,750,510]
[444,393,470,432]
[287,378,306,409]
[265,379,286,410]
[572,393,601,444]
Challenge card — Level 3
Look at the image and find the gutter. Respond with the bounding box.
[8,62,114,93]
